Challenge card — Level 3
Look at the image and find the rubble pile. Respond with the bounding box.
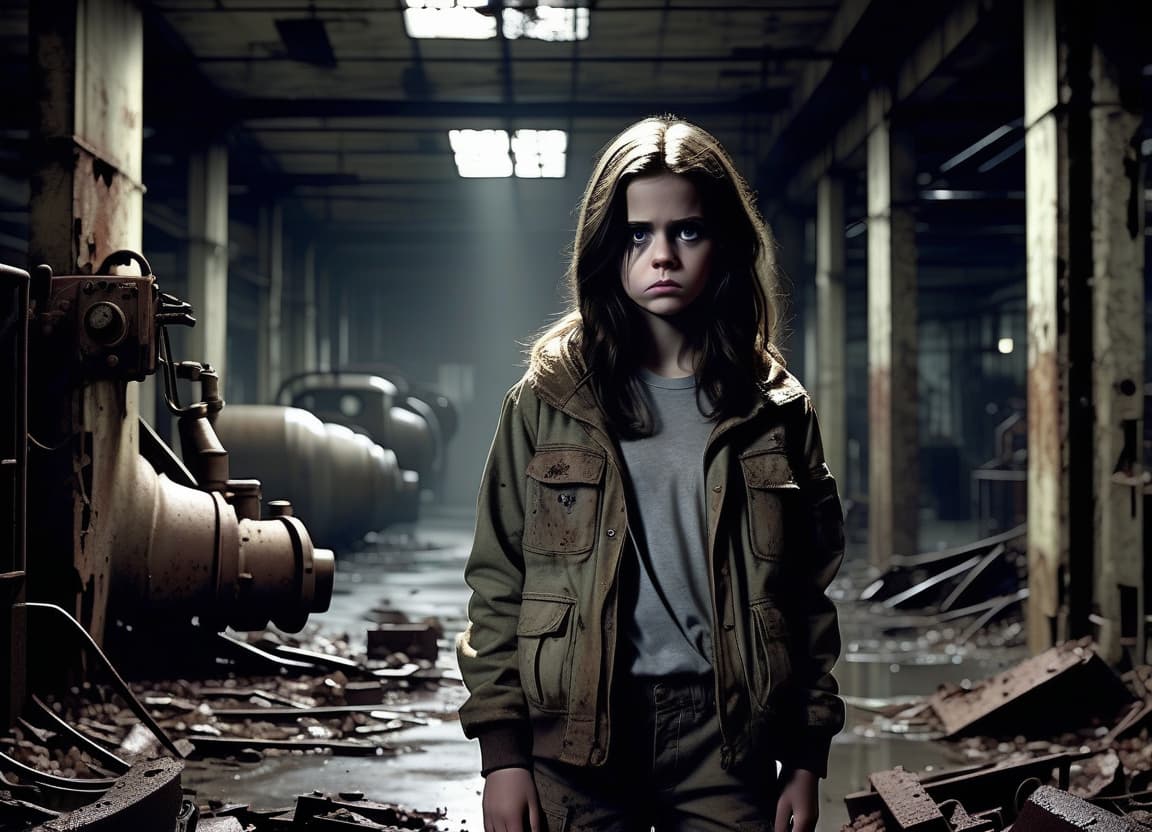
[846,639,1152,831]
[852,528,1030,649]
[0,608,460,830]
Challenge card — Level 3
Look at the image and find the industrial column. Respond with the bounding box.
[186,139,229,382]
[866,87,919,567]
[815,174,847,491]
[1024,0,1145,660]
[27,0,144,639]
[301,240,318,374]
[257,201,284,402]
[1088,18,1145,666]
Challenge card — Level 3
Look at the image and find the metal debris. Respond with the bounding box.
[845,752,1083,820]
[868,767,949,832]
[928,639,1135,738]
[367,624,440,662]
[1014,785,1145,832]
[28,758,184,832]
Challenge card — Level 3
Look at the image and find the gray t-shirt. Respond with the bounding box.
[618,369,715,677]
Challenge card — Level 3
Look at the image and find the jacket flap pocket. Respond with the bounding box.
[526,448,605,486]
[741,450,800,490]
[516,595,574,637]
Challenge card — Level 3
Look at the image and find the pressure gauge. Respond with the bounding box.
[83,300,127,345]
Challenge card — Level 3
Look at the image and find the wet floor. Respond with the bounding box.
[184,509,1029,831]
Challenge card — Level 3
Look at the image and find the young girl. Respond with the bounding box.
[457,116,845,832]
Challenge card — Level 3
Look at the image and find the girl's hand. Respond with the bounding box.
[483,767,542,832]
[774,767,820,832]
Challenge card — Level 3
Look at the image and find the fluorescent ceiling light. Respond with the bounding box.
[449,129,513,178]
[997,337,1014,355]
[503,6,589,41]
[404,1,495,40]
[405,0,588,41]
[448,129,567,178]
[512,129,567,178]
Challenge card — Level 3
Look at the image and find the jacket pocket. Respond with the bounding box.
[740,449,799,559]
[523,447,605,556]
[748,598,793,712]
[517,594,577,714]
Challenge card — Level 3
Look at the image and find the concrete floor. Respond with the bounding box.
[185,508,1028,831]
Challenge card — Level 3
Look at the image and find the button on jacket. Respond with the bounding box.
[456,335,846,779]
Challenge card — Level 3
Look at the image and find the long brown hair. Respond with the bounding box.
[531,115,783,437]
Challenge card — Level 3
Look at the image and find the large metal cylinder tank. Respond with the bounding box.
[112,453,334,633]
[389,403,437,481]
[213,405,416,548]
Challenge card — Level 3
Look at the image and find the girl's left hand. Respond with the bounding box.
[774,768,819,832]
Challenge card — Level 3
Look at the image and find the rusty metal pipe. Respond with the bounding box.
[213,405,409,546]
[110,453,333,632]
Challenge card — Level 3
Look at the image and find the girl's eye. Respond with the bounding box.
[678,224,702,242]
[630,229,650,245]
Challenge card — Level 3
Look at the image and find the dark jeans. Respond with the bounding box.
[533,675,780,831]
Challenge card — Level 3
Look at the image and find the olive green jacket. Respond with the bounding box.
[456,337,845,778]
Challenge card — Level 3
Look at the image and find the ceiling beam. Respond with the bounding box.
[192,92,792,123]
[191,51,835,64]
[778,0,1012,202]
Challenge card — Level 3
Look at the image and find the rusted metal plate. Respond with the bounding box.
[845,752,1084,820]
[292,793,443,830]
[367,624,439,661]
[30,757,183,832]
[188,736,392,756]
[868,768,948,832]
[1013,785,1139,832]
[343,681,386,705]
[195,818,245,832]
[929,640,1135,737]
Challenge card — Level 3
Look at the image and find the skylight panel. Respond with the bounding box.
[511,129,567,178]
[403,1,495,40]
[448,129,568,178]
[503,6,589,42]
[405,0,589,41]
[449,129,513,178]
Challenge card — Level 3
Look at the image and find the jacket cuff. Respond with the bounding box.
[781,734,833,779]
[478,723,533,776]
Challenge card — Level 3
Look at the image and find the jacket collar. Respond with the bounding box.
[526,333,807,433]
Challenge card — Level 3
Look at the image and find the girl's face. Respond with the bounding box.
[620,173,714,318]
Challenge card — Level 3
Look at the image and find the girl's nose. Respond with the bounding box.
[650,236,678,269]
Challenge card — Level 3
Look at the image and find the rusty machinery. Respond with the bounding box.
[4,251,334,728]
[276,370,458,503]
[208,368,460,550]
[212,404,416,549]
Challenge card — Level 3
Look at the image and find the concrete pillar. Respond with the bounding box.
[302,240,318,372]
[317,263,333,372]
[27,0,143,640]
[337,285,351,369]
[866,87,919,567]
[1024,0,1145,660]
[1089,40,1145,665]
[186,140,228,378]
[1027,1,1142,659]
[815,174,847,490]
[257,202,283,402]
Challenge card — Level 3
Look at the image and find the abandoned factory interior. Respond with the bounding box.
[0,0,1150,829]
